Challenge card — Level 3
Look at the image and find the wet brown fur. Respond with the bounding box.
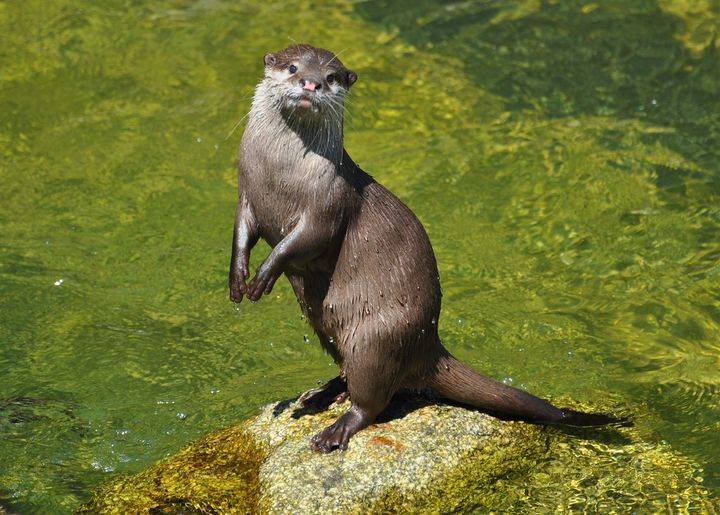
[229,44,620,452]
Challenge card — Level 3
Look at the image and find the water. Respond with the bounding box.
[1,0,718,511]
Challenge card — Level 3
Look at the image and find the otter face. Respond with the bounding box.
[261,44,357,116]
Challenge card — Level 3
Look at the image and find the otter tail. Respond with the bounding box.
[429,351,622,427]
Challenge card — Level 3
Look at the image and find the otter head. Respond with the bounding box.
[259,44,357,120]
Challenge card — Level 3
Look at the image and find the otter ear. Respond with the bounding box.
[347,70,358,87]
[264,53,276,67]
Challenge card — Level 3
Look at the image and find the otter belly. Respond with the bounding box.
[286,181,442,369]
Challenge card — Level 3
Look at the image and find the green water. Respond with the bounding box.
[1,0,719,511]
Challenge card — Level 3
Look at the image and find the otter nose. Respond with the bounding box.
[300,78,321,91]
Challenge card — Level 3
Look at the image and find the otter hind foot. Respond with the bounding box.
[310,406,373,453]
[299,375,347,412]
[333,391,349,404]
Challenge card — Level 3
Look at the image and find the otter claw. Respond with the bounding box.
[246,276,267,301]
[298,376,347,412]
[310,422,351,452]
[229,277,246,303]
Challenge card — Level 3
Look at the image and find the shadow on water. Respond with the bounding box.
[353,0,720,190]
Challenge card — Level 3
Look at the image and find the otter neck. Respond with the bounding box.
[248,85,345,165]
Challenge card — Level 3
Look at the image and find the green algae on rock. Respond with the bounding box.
[78,424,266,513]
[80,395,716,513]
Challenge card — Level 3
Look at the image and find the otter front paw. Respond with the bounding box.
[246,269,278,302]
[229,274,246,303]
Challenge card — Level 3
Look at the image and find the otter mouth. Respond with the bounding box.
[287,92,317,110]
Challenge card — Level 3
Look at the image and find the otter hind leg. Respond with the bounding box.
[310,352,397,453]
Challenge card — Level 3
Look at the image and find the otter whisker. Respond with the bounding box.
[326,47,349,66]
[326,96,353,129]
[225,110,252,140]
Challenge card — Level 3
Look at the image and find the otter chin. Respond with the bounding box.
[229,43,626,454]
[297,98,313,109]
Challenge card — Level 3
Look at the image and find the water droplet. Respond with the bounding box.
[502,377,513,385]
[116,429,130,436]
[91,460,115,473]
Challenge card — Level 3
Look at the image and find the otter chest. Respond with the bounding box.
[242,146,349,244]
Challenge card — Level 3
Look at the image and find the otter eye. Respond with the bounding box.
[326,73,336,84]
[288,64,298,74]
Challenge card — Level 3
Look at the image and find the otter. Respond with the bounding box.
[229,44,621,452]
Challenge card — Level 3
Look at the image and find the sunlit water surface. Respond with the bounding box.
[1,0,719,511]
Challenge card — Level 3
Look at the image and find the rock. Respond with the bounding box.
[78,418,264,514]
[246,395,547,513]
[80,394,716,513]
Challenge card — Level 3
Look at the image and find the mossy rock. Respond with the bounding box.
[77,421,265,514]
[80,395,716,513]
[247,395,548,513]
